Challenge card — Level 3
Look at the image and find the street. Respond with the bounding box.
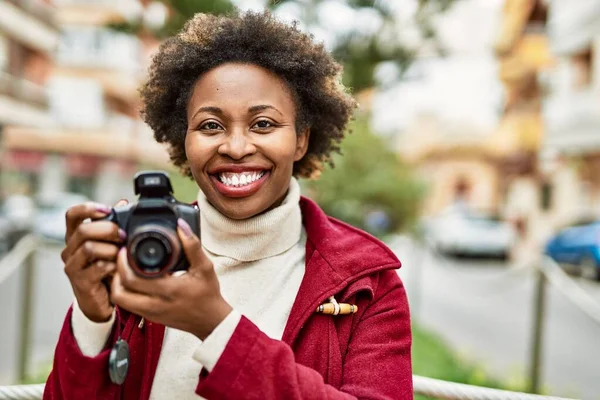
[392,237,600,400]
[1,241,600,400]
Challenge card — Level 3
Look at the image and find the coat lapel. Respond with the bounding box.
[281,197,401,346]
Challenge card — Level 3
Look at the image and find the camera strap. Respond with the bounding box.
[108,312,138,385]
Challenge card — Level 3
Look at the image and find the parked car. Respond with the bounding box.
[35,193,90,242]
[545,220,600,281]
[422,206,516,260]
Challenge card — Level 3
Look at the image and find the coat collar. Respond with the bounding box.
[281,196,401,345]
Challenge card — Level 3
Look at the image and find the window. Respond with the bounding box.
[57,27,140,72]
[48,76,106,129]
[572,47,593,88]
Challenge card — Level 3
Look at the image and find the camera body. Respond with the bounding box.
[103,171,199,278]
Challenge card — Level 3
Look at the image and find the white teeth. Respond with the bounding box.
[218,171,265,187]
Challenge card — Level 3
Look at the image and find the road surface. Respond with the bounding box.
[392,237,600,400]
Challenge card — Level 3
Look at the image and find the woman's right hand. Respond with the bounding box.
[61,200,128,323]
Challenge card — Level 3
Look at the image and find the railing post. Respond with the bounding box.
[17,250,36,383]
[528,261,547,394]
[410,236,426,322]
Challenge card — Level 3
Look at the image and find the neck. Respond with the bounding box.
[196,178,303,262]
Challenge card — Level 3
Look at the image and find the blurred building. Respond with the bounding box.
[1,0,170,205]
[493,0,553,243]
[395,0,556,248]
[0,0,59,196]
[540,0,600,228]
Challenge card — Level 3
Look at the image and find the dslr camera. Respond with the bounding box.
[102,171,199,278]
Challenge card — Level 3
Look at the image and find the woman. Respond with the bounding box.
[45,11,412,399]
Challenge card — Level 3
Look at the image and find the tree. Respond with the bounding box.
[267,0,457,91]
[305,113,424,235]
[108,0,235,38]
[113,0,456,90]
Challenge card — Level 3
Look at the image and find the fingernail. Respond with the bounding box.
[96,260,106,268]
[96,205,112,214]
[118,229,127,241]
[177,218,193,238]
[115,199,128,207]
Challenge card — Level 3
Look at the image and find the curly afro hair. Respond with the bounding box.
[140,10,356,179]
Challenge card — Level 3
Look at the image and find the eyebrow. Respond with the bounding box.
[194,106,224,117]
[248,104,283,116]
[191,104,283,121]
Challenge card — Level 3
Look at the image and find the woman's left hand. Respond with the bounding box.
[111,219,232,340]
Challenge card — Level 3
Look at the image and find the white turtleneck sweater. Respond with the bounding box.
[71,178,306,399]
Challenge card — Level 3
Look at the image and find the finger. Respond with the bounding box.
[65,259,116,294]
[116,247,173,299]
[65,202,112,242]
[62,221,125,262]
[114,199,128,208]
[79,260,117,284]
[64,241,120,276]
[176,218,212,273]
[111,268,164,319]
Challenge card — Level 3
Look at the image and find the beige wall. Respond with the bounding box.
[418,158,500,216]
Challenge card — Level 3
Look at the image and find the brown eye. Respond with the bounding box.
[253,120,274,129]
[200,121,223,131]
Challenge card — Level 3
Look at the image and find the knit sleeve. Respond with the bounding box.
[192,309,242,371]
[71,298,116,357]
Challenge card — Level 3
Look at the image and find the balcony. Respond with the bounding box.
[0,71,48,108]
[1,125,171,168]
[55,0,143,26]
[57,27,141,73]
[53,27,142,104]
[0,1,60,53]
[542,88,600,155]
[0,71,52,127]
[8,0,58,28]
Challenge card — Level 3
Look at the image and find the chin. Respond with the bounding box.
[216,198,271,220]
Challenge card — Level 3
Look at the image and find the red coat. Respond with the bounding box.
[44,197,413,399]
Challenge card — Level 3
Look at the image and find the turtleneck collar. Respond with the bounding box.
[196,178,303,262]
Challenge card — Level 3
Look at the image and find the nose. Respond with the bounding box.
[217,127,256,160]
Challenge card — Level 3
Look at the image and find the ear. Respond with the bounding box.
[293,128,311,162]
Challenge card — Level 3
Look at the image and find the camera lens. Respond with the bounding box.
[128,226,179,277]
[136,237,167,269]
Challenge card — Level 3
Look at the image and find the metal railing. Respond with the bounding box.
[0,235,596,400]
[0,378,580,400]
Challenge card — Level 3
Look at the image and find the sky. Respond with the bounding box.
[232,0,506,136]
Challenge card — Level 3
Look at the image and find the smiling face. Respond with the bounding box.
[185,63,309,220]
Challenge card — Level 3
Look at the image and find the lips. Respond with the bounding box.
[208,165,271,198]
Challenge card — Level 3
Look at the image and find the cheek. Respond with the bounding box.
[263,131,299,168]
[185,135,213,177]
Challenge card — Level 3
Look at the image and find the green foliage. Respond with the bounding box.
[306,114,424,235]
[412,323,529,399]
[157,0,235,37]
[110,0,456,91]
[332,34,415,93]
[169,170,202,203]
[108,0,235,38]
[267,0,457,92]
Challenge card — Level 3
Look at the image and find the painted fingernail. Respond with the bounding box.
[96,205,112,214]
[96,260,106,268]
[118,229,127,241]
[177,218,193,238]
